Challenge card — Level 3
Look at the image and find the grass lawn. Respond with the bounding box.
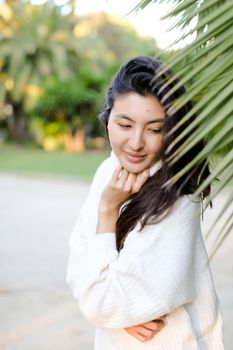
[0,144,109,182]
[0,144,232,187]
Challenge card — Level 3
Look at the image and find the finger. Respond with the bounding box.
[124,172,137,192]
[117,168,129,187]
[133,169,149,193]
[136,169,149,186]
[124,328,147,342]
[142,320,164,332]
[137,326,155,339]
[112,165,123,182]
[132,332,148,342]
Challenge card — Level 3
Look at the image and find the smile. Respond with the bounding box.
[124,151,146,163]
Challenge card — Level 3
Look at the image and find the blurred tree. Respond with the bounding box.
[70,0,76,16]
[0,2,161,145]
[74,12,159,69]
[33,64,105,150]
[0,1,80,142]
[31,10,161,150]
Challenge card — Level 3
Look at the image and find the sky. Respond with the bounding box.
[31,0,185,50]
[73,0,179,49]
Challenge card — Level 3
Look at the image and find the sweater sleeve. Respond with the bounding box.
[66,192,203,329]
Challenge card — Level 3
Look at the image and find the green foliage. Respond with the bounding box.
[74,12,158,65]
[31,64,110,149]
[0,2,160,143]
[30,11,160,143]
[0,1,80,111]
[135,0,233,255]
[35,66,104,124]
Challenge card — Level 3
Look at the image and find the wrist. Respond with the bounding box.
[96,204,119,235]
[98,200,119,215]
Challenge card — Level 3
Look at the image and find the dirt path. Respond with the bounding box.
[0,173,232,349]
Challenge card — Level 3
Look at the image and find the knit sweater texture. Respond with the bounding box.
[66,152,224,349]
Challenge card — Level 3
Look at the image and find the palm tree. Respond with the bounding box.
[132,0,233,256]
[0,1,80,142]
[70,0,76,16]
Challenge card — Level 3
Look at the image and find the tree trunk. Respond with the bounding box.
[7,104,30,143]
[69,0,76,16]
[64,128,85,152]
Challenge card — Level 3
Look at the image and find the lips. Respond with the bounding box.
[124,151,146,162]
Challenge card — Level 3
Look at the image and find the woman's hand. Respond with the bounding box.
[96,165,149,234]
[99,165,149,212]
[124,316,167,343]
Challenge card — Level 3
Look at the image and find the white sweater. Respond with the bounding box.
[66,152,224,349]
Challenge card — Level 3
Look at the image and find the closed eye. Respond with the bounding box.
[148,129,162,133]
[118,124,131,128]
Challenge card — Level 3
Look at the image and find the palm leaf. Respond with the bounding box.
[134,0,233,255]
[0,1,80,110]
[166,77,233,144]
[165,1,233,46]
[166,0,233,32]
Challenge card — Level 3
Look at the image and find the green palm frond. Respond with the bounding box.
[133,0,233,255]
[0,1,79,109]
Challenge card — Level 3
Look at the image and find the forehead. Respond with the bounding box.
[111,92,165,122]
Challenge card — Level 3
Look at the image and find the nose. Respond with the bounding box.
[128,129,145,151]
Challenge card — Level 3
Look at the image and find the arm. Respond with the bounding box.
[66,165,201,329]
[75,201,199,329]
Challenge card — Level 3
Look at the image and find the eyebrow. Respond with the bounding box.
[114,114,165,124]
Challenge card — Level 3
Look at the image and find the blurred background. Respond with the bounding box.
[0,0,232,349]
[0,0,172,158]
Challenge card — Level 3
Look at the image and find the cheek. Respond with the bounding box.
[108,124,127,149]
[148,135,164,154]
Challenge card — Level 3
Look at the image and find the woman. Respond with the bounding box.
[66,56,224,349]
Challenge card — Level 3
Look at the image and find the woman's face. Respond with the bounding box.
[107,92,166,174]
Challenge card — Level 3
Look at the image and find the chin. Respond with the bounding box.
[121,161,147,174]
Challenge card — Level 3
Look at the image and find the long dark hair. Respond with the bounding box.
[99,56,210,252]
